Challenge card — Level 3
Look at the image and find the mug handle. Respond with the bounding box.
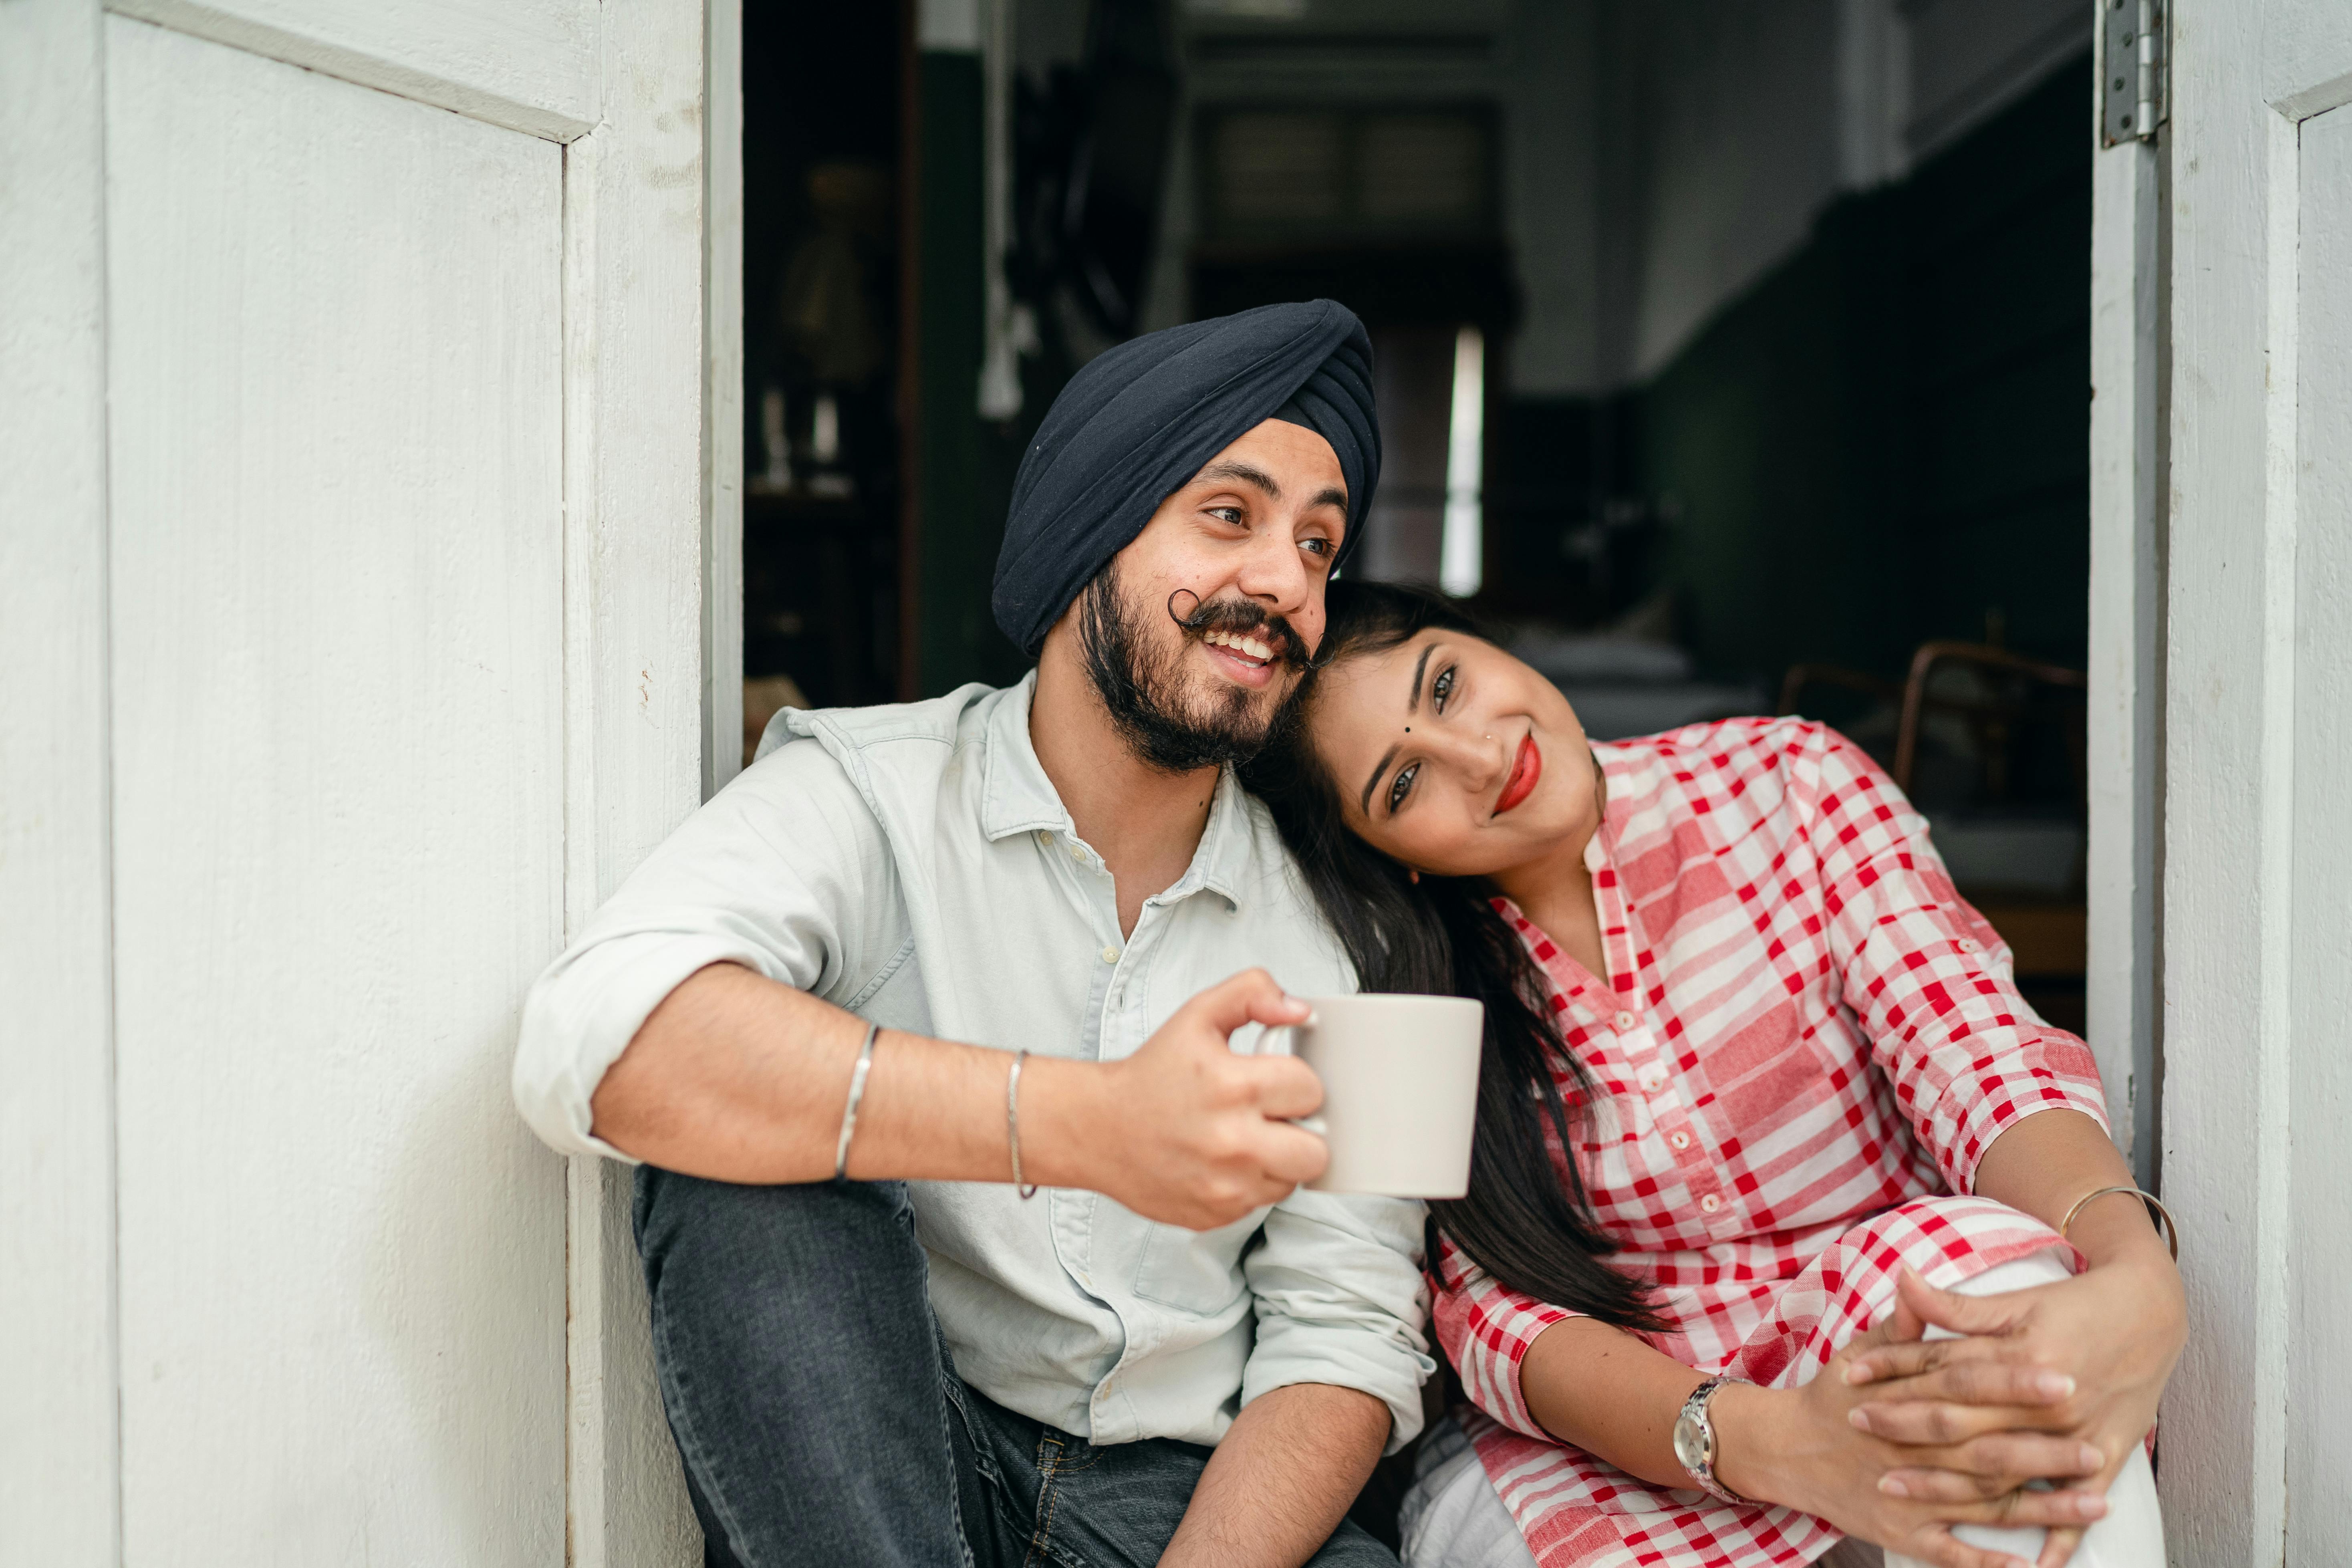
[1255,1022,1328,1139]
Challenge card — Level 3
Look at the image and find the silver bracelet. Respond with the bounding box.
[833,1021,881,1181]
[2060,1183,2179,1260]
[1007,1048,1039,1199]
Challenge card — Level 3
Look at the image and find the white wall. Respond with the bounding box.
[1499,0,1600,394]
[1509,0,2090,391]
[1905,0,2091,160]
[1609,0,1845,382]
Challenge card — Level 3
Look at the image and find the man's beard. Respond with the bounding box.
[1076,564,1308,774]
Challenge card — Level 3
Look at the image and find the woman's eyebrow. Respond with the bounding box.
[1361,645,1439,814]
[1360,745,1399,818]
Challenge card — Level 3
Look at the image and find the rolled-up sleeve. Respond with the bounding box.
[1805,729,2109,1193]
[512,736,901,1160]
[1429,1234,1574,1442]
[1240,1189,1434,1453]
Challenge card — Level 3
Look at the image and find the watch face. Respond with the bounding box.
[1673,1411,1707,1475]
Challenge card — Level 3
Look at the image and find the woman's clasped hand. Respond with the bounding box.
[1710,1258,2181,1568]
[1713,1300,2106,1568]
[1830,1245,2185,1566]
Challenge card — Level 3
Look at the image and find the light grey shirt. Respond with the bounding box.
[512,674,1432,1451]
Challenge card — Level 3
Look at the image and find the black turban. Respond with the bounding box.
[990,300,1381,655]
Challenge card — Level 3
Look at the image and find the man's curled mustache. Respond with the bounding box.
[1165,589,1314,671]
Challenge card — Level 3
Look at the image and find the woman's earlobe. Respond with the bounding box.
[1409,869,1421,884]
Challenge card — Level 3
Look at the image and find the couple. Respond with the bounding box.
[512,302,2182,1568]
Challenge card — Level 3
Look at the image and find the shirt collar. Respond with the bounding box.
[1584,740,1629,875]
[980,671,1258,911]
[980,673,1070,840]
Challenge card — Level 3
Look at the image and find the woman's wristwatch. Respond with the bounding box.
[1673,1376,1755,1505]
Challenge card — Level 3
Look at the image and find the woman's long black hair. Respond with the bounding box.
[1240,580,1665,1331]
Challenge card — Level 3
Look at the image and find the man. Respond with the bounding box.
[513,300,1432,1568]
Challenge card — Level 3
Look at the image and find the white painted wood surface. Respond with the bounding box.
[103,20,569,1560]
[2288,97,2352,1568]
[2160,2,2352,1560]
[559,0,713,1556]
[2086,72,2163,1180]
[0,1,120,1561]
[105,0,599,141]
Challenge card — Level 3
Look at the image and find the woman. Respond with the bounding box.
[1241,582,2183,1568]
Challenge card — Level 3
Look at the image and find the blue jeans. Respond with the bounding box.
[634,1168,1401,1568]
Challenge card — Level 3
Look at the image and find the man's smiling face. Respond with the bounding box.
[1065,418,1350,773]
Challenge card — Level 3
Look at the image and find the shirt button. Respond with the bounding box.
[1637,1066,1667,1093]
[1070,844,1088,862]
[1669,1130,1692,1151]
[1614,1011,1637,1030]
[1100,945,1121,964]
[1036,830,1052,847]
[1958,937,1981,953]
[1699,1193,1723,1214]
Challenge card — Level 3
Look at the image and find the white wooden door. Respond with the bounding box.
[0,0,730,1562]
[2106,0,2352,1560]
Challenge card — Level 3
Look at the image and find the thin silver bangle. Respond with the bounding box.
[1007,1049,1039,1199]
[833,1021,881,1181]
[2060,1184,2179,1260]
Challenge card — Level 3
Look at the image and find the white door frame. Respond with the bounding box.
[2113,1,2352,1561]
[566,0,742,1556]
[0,0,734,1560]
[2086,12,2166,1190]
[1,2,120,1556]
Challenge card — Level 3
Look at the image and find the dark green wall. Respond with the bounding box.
[912,51,1032,697]
[913,52,996,695]
[1634,57,2093,685]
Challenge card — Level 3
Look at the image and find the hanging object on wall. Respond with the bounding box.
[978,0,1031,419]
[1064,0,1179,339]
[985,0,1177,405]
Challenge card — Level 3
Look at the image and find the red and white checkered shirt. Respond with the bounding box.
[1431,718,2108,1568]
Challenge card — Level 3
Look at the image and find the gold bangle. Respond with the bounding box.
[2059,1184,2179,1261]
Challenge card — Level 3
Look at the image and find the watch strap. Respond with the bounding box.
[1673,1375,1754,1505]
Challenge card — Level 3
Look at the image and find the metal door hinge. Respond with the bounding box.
[2101,0,2167,147]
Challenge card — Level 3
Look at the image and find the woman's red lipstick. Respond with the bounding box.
[1495,735,1542,814]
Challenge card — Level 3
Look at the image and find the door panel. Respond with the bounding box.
[105,18,566,1562]
[109,0,599,139]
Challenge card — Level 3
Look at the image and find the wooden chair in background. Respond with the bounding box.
[1782,642,2090,1031]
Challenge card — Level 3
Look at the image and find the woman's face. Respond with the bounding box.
[1306,629,1601,879]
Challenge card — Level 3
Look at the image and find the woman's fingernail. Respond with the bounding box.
[1843,1363,1872,1385]
[2079,1444,2104,1472]
[2077,1492,2109,1519]
[1847,1408,1872,1432]
[1878,1475,1908,1497]
[2037,1371,2076,1399]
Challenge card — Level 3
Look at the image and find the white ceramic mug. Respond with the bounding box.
[1264,994,1484,1197]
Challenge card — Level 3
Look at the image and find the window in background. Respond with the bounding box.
[1441,325,1485,598]
[1199,105,1494,244]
